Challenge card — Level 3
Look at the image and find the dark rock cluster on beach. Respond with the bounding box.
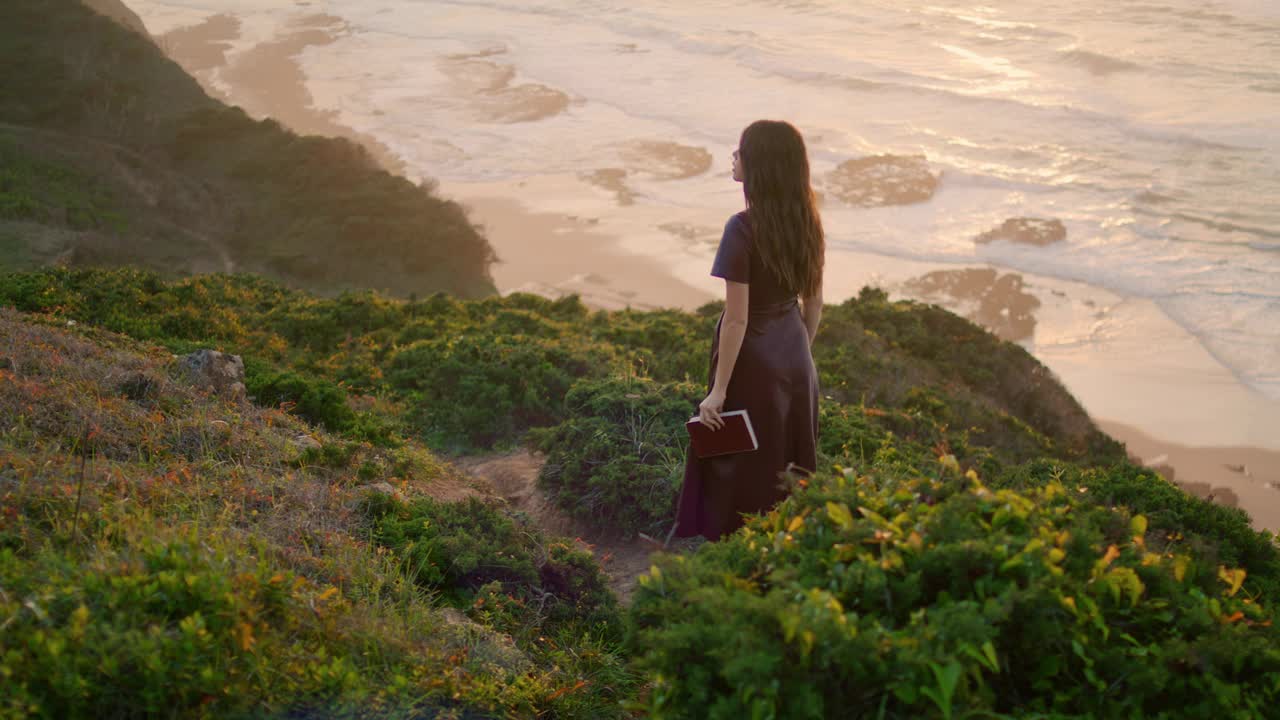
[902,267,1041,342]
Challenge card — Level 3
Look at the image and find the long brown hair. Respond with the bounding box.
[738,120,824,298]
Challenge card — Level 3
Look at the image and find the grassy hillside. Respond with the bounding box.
[2,268,1276,717]
[0,0,495,298]
[0,310,632,718]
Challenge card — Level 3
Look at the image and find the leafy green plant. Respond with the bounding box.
[629,465,1280,719]
[247,369,356,433]
[3,258,1278,719]
[1,533,382,718]
[0,269,1122,470]
[586,308,710,383]
[814,287,1124,467]
[994,459,1280,600]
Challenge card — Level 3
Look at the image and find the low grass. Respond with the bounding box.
[0,309,633,718]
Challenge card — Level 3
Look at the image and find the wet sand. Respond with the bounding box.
[157,13,239,71]
[462,195,713,312]
[1100,420,1279,533]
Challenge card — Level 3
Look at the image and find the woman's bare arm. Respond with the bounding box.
[801,282,823,346]
[713,280,750,393]
[699,280,749,429]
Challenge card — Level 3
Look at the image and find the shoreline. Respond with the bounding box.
[141,4,1280,531]
[157,11,408,175]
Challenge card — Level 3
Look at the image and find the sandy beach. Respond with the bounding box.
[143,4,1279,533]
[460,194,712,312]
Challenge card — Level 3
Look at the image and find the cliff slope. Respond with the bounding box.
[0,0,496,298]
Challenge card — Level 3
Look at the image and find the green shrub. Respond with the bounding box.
[818,400,1004,486]
[0,535,381,718]
[367,494,639,718]
[291,440,360,470]
[265,290,407,353]
[818,400,904,467]
[814,288,1125,468]
[629,465,1280,719]
[236,355,398,446]
[387,334,622,452]
[0,135,126,232]
[587,309,710,383]
[994,459,1280,601]
[247,369,356,433]
[0,269,1120,467]
[0,306,642,719]
[370,496,619,633]
[532,376,702,537]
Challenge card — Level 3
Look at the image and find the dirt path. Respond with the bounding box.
[458,449,662,604]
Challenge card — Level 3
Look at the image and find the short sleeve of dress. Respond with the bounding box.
[710,214,750,284]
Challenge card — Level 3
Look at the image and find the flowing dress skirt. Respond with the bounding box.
[674,298,819,540]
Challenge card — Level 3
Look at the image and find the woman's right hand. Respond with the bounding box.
[698,387,727,431]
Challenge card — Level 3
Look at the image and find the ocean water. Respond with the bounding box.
[135,0,1280,407]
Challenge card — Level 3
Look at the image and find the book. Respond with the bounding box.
[686,409,759,458]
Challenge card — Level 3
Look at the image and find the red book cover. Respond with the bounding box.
[686,410,759,458]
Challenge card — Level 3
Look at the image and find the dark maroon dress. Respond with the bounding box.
[674,211,819,540]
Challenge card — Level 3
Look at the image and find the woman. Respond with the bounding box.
[673,119,824,541]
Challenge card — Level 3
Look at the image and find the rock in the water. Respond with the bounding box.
[975,218,1067,247]
[179,350,246,400]
[822,155,939,207]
